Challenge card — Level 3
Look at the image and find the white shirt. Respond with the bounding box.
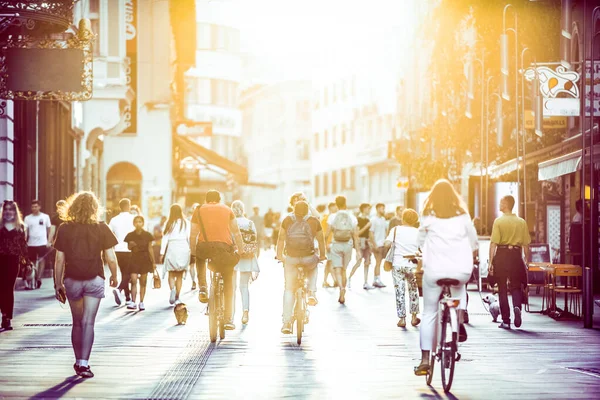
[109,212,135,252]
[24,213,51,246]
[385,225,420,267]
[418,214,479,282]
[370,215,388,248]
[160,219,191,255]
[327,210,358,244]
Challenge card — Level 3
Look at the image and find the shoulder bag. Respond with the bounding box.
[383,227,396,272]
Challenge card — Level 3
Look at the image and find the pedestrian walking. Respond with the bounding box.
[24,200,52,289]
[53,191,119,378]
[187,204,200,290]
[320,202,338,288]
[414,179,478,376]
[384,208,421,328]
[348,203,373,289]
[160,204,191,305]
[388,205,405,231]
[0,200,28,331]
[489,195,531,330]
[190,190,246,330]
[249,206,264,258]
[124,216,157,311]
[369,203,388,288]
[152,215,166,269]
[263,208,274,250]
[108,198,135,307]
[325,196,360,304]
[231,200,259,325]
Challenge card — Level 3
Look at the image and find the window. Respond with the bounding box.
[186,78,237,107]
[341,169,347,190]
[324,130,328,149]
[107,0,121,58]
[314,132,319,151]
[350,167,356,190]
[197,23,240,52]
[314,175,320,197]
[341,124,347,145]
[89,0,99,13]
[297,139,309,161]
[332,170,338,195]
[90,18,100,56]
[323,173,329,196]
[332,126,337,147]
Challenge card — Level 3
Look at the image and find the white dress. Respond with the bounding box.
[160,219,191,272]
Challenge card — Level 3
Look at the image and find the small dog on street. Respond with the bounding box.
[482,294,500,322]
[174,303,188,325]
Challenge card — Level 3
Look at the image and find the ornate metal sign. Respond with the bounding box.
[525,66,581,116]
[0,19,93,101]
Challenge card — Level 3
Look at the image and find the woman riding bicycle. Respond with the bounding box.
[414,179,479,376]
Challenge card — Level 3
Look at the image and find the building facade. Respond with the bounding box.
[240,81,312,212]
[311,75,402,210]
[101,0,172,220]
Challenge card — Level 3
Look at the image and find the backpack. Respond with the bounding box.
[332,211,353,242]
[285,215,315,257]
[239,220,258,258]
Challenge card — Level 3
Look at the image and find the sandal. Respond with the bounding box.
[414,362,431,376]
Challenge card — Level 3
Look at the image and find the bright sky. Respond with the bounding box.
[225,0,420,83]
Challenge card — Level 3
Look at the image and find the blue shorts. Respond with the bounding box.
[64,276,106,301]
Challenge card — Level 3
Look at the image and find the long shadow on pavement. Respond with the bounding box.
[29,376,85,399]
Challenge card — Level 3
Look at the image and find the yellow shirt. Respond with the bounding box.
[321,214,332,245]
[490,213,531,246]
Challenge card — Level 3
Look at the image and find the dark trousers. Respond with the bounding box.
[0,254,20,319]
[195,259,234,320]
[493,247,526,324]
[115,252,131,300]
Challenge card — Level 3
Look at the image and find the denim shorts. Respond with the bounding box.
[64,276,105,301]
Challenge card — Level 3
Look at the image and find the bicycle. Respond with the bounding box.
[292,264,310,345]
[208,270,225,343]
[405,254,462,392]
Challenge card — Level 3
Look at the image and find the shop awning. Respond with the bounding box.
[174,134,248,182]
[488,157,522,179]
[538,145,600,181]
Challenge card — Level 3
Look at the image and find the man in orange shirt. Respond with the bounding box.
[190,190,245,330]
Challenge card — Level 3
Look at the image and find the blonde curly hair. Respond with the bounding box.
[59,191,103,224]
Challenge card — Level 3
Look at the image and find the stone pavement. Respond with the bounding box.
[1,250,599,399]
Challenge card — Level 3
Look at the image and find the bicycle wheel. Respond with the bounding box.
[208,284,217,343]
[426,354,435,386]
[218,282,225,340]
[296,292,304,345]
[440,307,456,392]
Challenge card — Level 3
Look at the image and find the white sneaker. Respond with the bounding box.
[373,277,386,288]
[347,280,352,289]
[363,283,373,290]
[126,302,137,310]
[139,302,145,311]
[169,288,176,305]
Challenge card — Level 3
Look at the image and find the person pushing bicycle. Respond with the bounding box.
[276,201,327,334]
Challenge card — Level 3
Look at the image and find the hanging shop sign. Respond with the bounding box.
[123,0,138,133]
[525,65,580,117]
[523,112,566,130]
[176,121,213,136]
[0,21,94,101]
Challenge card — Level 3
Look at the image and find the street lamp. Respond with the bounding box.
[487,91,503,231]
[501,3,521,215]
[466,50,485,222]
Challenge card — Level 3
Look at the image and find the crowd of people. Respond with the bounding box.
[0,178,532,380]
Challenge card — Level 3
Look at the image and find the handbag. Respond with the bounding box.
[383,227,396,272]
[153,272,162,289]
